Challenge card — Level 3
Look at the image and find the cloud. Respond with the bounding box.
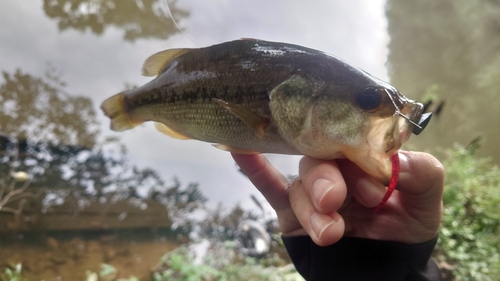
[0,0,389,209]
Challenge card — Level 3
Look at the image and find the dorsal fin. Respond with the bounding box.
[141,48,191,76]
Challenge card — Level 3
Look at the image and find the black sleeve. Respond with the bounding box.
[282,235,442,281]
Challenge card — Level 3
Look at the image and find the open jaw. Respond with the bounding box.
[342,112,407,186]
[343,98,427,211]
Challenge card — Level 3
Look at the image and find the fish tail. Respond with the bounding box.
[101,93,138,132]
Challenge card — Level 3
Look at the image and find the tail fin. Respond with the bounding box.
[101,93,138,132]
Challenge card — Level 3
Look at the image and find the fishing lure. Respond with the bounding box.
[374,152,400,213]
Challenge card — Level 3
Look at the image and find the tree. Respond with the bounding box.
[42,0,189,41]
[385,0,500,163]
[0,67,99,148]
[435,144,500,281]
[0,68,206,228]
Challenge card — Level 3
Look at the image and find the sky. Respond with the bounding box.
[0,0,389,212]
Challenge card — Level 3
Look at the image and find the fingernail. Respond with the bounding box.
[310,212,335,238]
[398,152,410,173]
[312,178,334,206]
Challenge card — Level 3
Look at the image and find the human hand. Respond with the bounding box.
[231,151,444,246]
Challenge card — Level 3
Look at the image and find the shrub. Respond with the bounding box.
[435,144,500,280]
[152,245,302,281]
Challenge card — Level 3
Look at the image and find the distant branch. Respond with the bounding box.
[0,136,37,215]
[0,175,33,215]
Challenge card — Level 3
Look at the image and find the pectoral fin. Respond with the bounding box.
[212,98,269,138]
[142,48,191,76]
[213,144,259,154]
[154,122,192,140]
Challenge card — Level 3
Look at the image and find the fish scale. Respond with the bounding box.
[146,95,275,148]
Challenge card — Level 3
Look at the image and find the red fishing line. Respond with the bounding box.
[374,153,400,213]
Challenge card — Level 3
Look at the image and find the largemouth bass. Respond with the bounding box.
[101,39,430,187]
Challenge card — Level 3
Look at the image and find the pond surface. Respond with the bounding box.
[0,0,389,212]
[1,0,499,280]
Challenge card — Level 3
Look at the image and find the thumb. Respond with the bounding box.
[396,151,445,215]
[337,151,444,212]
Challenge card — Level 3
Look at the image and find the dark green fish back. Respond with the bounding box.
[121,39,379,153]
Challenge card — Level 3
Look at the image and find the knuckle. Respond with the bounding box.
[298,156,314,175]
[424,154,445,185]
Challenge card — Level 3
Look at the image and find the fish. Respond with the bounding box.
[101,39,431,209]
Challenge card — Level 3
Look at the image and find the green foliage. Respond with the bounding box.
[0,264,26,281]
[153,248,221,281]
[0,67,99,148]
[85,263,138,281]
[152,246,303,281]
[421,83,441,105]
[386,0,500,164]
[435,144,500,280]
[42,0,188,42]
[196,203,260,242]
[0,68,206,224]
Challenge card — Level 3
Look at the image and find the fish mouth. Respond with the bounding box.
[352,88,431,184]
[380,88,431,139]
[385,143,395,153]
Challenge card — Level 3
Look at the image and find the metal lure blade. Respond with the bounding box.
[412,112,432,135]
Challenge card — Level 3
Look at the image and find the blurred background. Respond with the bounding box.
[0,0,499,280]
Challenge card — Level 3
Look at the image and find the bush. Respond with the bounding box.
[435,144,500,280]
[0,264,26,281]
[152,245,303,281]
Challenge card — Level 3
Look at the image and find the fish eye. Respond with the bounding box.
[356,88,382,111]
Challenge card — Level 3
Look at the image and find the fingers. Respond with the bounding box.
[397,151,444,195]
[233,151,444,246]
[298,157,347,213]
[338,159,387,208]
[339,151,445,211]
[232,154,347,245]
[337,151,444,243]
[231,153,290,211]
[231,153,305,235]
[286,157,347,246]
[288,178,345,246]
[396,151,444,215]
[396,151,444,241]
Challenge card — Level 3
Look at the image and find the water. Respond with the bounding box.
[1,0,498,280]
